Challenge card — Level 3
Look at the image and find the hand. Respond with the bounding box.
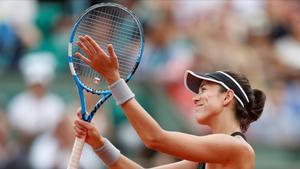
[73,109,105,149]
[75,35,121,85]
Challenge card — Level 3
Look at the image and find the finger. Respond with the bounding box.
[74,128,86,138]
[107,44,117,60]
[81,35,97,55]
[75,52,91,65]
[107,44,119,66]
[74,123,83,132]
[76,119,94,130]
[73,124,86,136]
[77,40,92,59]
[74,122,87,132]
[85,35,103,54]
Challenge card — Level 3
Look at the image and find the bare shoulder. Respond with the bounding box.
[238,136,255,157]
[234,136,255,166]
[201,134,255,168]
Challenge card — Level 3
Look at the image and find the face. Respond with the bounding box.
[192,81,226,124]
[28,83,46,99]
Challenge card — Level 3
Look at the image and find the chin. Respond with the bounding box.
[195,113,208,125]
[194,109,212,125]
[196,117,208,125]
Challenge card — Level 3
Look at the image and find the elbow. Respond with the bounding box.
[144,137,159,150]
[143,130,165,150]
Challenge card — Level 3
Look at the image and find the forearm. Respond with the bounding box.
[93,138,143,169]
[120,98,164,147]
[108,78,165,148]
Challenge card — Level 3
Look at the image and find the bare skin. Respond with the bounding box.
[74,35,255,169]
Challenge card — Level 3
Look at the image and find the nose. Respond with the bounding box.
[192,94,200,105]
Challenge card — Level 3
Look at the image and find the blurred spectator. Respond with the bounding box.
[248,78,300,147]
[274,5,300,70]
[7,52,66,164]
[0,110,11,169]
[0,22,24,73]
[0,0,40,73]
[29,114,103,169]
[0,107,31,169]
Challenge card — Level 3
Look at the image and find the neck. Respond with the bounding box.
[209,108,241,134]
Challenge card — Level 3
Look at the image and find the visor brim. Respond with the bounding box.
[184,70,224,94]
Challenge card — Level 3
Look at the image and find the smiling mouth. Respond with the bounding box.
[196,104,203,107]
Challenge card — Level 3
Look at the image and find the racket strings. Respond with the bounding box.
[86,8,141,55]
[77,24,140,48]
[85,13,139,32]
[76,20,136,48]
[73,6,142,91]
[76,30,140,56]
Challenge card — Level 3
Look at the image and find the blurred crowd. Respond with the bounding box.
[0,0,300,169]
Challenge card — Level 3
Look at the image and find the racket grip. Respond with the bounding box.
[67,137,85,169]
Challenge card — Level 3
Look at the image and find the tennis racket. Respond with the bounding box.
[67,3,144,169]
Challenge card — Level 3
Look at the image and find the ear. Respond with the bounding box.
[223,89,235,106]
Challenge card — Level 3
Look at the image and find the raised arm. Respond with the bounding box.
[75,35,252,164]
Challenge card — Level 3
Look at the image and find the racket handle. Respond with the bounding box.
[67,137,85,169]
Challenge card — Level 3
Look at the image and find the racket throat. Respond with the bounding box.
[82,113,91,122]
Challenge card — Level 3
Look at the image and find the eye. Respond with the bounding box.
[200,87,207,93]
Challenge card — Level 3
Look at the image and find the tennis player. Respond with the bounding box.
[73,35,266,169]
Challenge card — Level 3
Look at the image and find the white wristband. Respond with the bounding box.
[108,79,135,105]
[94,138,121,166]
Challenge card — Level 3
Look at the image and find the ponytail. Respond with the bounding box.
[249,89,266,122]
[223,71,266,132]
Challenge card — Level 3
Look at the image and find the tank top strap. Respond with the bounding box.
[198,163,205,169]
[230,131,247,141]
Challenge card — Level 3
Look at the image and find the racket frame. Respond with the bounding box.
[68,2,144,122]
[67,3,144,169]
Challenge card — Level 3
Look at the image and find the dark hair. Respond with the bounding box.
[219,71,266,132]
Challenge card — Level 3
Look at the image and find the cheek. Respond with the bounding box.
[194,95,223,123]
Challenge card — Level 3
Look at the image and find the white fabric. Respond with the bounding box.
[94,138,121,166]
[275,36,300,69]
[109,79,135,105]
[0,0,37,24]
[8,91,65,134]
[29,133,103,169]
[20,52,56,86]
